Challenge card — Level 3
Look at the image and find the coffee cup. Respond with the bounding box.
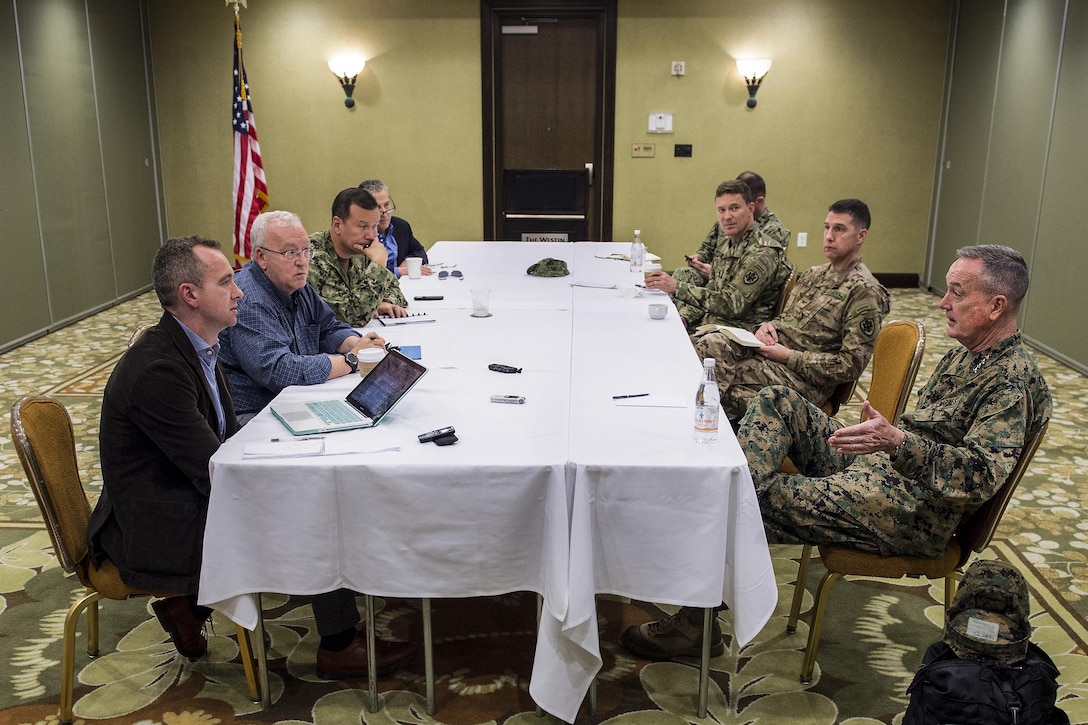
[648,303,668,320]
[406,257,423,279]
[643,262,662,281]
[357,347,386,376]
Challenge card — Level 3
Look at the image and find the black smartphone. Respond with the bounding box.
[413,295,444,301]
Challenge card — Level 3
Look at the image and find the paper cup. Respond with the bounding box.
[406,257,423,279]
[357,347,386,376]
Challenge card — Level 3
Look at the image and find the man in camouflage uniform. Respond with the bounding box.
[309,186,409,325]
[645,179,790,331]
[694,198,889,421]
[622,244,1051,661]
[673,171,790,289]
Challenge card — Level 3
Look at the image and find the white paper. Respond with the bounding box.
[613,394,686,408]
[243,440,324,458]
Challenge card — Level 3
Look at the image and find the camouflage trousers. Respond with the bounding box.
[693,330,827,421]
[738,385,930,556]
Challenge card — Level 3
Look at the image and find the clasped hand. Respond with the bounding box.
[827,401,904,455]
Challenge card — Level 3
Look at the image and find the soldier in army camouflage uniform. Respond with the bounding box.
[673,171,790,289]
[621,244,1051,661]
[308,187,409,325]
[694,198,889,420]
[646,179,791,330]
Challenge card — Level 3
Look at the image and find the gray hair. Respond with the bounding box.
[359,179,389,196]
[956,244,1030,312]
[250,210,303,250]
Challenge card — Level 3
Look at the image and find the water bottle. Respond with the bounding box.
[629,229,645,273]
[694,357,720,443]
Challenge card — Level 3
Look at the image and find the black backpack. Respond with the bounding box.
[903,640,1069,725]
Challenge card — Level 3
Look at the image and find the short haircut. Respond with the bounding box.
[715,179,753,205]
[956,244,1030,312]
[153,236,221,309]
[332,187,378,221]
[736,171,766,198]
[358,179,389,196]
[828,198,872,231]
[250,210,302,250]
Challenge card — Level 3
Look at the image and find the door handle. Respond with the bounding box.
[585,162,593,186]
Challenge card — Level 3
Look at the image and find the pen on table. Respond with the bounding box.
[612,393,650,400]
[271,436,325,442]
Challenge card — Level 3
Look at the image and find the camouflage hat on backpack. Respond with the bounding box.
[526,258,569,277]
[944,559,1031,665]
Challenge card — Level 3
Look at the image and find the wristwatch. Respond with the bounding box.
[343,352,359,373]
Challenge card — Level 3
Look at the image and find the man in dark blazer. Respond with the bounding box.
[359,179,431,277]
[89,236,243,659]
[88,236,415,676]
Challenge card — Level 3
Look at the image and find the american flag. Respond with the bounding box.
[231,13,268,266]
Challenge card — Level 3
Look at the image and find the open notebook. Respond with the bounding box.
[270,349,427,435]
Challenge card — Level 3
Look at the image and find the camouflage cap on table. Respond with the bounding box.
[527,258,570,277]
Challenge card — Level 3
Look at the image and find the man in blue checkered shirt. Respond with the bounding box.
[218,210,387,423]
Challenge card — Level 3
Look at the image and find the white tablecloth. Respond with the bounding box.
[199,242,776,723]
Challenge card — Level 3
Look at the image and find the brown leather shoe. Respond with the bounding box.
[316,629,415,679]
[152,596,208,660]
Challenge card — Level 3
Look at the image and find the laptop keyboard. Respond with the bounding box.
[306,400,364,425]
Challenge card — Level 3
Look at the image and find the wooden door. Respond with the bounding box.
[481,0,615,241]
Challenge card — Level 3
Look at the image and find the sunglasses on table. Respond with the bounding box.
[438,270,464,280]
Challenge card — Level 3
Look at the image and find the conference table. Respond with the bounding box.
[198,241,777,723]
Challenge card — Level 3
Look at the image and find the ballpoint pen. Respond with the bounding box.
[271,436,325,442]
[612,393,650,400]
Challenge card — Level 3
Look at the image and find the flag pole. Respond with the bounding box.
[229,0,268,268]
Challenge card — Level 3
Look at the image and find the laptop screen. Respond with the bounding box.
[346,349,427,420]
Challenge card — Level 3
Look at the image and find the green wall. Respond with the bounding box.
[929,0,1087,373]
[0,0,162,351]
[147,0,951,276]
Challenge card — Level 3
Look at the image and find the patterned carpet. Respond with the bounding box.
[1,288,1086,725]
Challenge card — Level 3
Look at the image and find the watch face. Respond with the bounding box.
[345,352,358,366]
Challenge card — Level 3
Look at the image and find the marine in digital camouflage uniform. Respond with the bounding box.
[738,245,1051,558]
[695,255,889,419]
[307,187,408,326]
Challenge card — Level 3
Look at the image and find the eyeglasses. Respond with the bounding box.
[378,202,397,218]
[261,246,315,261]
[438,270,463,280]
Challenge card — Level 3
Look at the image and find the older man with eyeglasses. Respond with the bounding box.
[359,179,431,278]
[218,209,387,425]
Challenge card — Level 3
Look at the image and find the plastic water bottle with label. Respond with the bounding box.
[629,229,645,273]
[694,357,720,443]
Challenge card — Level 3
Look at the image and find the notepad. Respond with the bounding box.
[378,313,435,326]
[713,325,763,347]
[243,440,324,458]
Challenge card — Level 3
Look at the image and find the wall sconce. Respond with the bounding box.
[328,56,365,108]
[736,59,772,108]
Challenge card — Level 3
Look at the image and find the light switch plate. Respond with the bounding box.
[647,113,673,134]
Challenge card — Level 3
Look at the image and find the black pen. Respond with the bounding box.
[612,393,649,400]
[271,436,325,442]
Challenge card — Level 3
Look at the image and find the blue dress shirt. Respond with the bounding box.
[218,261,357,416]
